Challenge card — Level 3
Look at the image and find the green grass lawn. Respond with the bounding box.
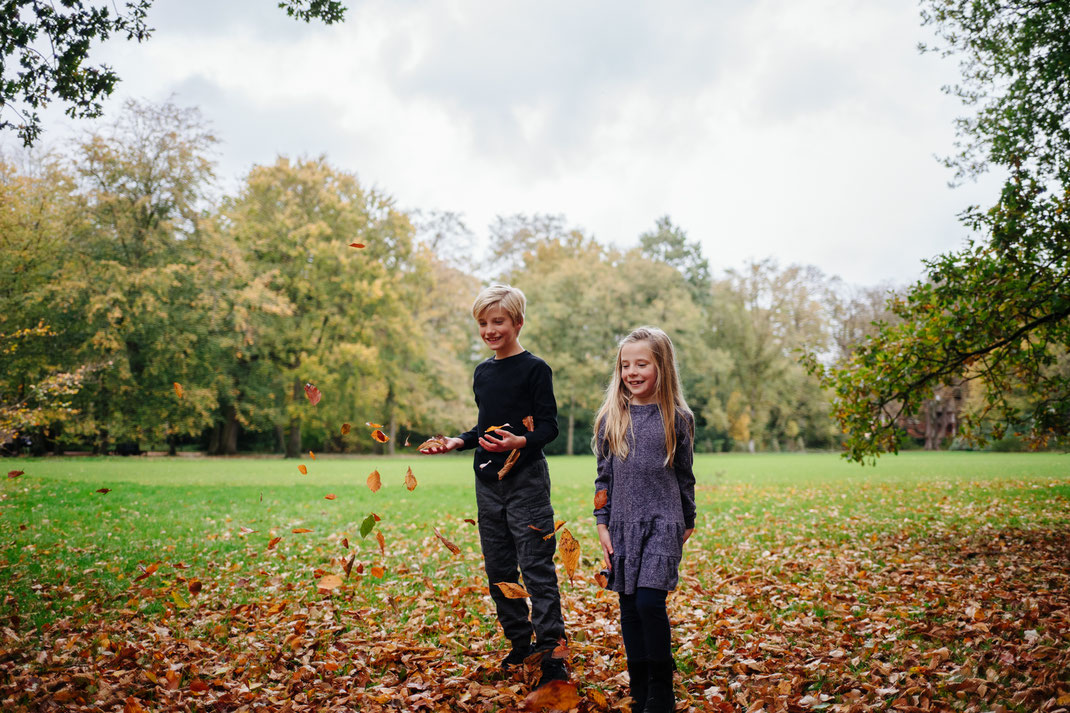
[1,451,1067,711]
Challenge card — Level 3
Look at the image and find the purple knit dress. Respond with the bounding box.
[593,404,697,594]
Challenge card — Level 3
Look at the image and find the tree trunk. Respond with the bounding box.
[286,378,302,458]
[275,424,285,454]
[208,423,221,455]
[96,428,110,456]
[222,404,240,455]
[924,399,939,450]
[167,433,177,457]
[566,407,575,456]
[386,387,396,456]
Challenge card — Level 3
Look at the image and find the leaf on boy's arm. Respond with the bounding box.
[494,581,531,599]
[404,466,417,491]
[371,429,389,443]
[594,490,609,510]
[523,415,534,431]
[558,528,580,584]
[432,526,461,555]
[366,469,382,492]
[303,383,321,405]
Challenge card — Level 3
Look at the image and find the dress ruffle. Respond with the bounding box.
[606,519,685,594]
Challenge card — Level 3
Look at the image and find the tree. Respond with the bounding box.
[810,0,1070,462]
[0,0,346,146]
[639,216,711,304]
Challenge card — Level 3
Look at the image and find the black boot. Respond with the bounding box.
[627,660,649,713]
[502,639,532,672]
[643,660,674,713]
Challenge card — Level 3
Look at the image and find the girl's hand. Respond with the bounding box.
[597,523,614,569]
[478,430,527,452]
[420,437,463,455]
[683,527,695,545]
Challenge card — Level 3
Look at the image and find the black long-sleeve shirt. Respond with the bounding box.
[456,350,559,481]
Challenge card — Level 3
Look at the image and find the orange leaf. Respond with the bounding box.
[371,429,389,443]
[558,528,580,584]
[433,526,461,555]
[595,570,609,588]
[485,423,511,433]
[309,450,316,460]
[134,562,159,582]
[417,435,448,451]
[292,528,313,534]
[594,489,608,510]
[303,382,321,406]
[370,565,385,578]
[164,669,180,690]
[498,448,520,479]
[366,469,382,493]
[317,574,343,592]
[341,422,351,435]
[542,520,567,541]
[528,524,544,532]
[188,580,202,596]
[494,581,530,599]
[365,421,383,428]
[404,466,417,491]
[173,382,183,399]
[522,415,535,431]
[324,493,336,500]
[7,470,24,479]
[267,536,282,550]
[124,696,147,713]
[348,242,365,249]
[373,513,381,521]
[522,680,579,711]
[298,465,307,475]
[376,530,385,556]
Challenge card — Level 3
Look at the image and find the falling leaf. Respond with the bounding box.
[7,470,24,479]
[528,524,544,532]
[317,574,343,592]
[464,518,476,525]
[594,490,608,510]
[341,537,349,549]
[343,555,355,579]
[303,382,321,406]
[371,429,389,443]
[494,582,530,599]
[96,488,112,494]
[433,527,462,555]
[595,570,609,588]
[403,434,410,447]
[173,382,183,398]
[366,470,381,492]
[498,449,521,479]
[292,528,313,534]
[542,520,567,541]
[522,680,579,711]
[365,421,383,428]
[134,562,159,582]
[404,466,417,491]
[559,528,580,584]
[341,422,351,435]
[376,530,385,556]
[324,493,336,500]
[309,450,315,460]
[298,465,307,475]
[348,242,365,249]
[417,436,448,451]
[360,513,378,539]
[188,580,202,597]
[479,460,491,470]
[267,536,282,550]
[485,423,511,432]
[239,526,258,535]
[171,589,190,610]
[370,565,386,578]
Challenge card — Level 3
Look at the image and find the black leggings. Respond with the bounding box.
[619,587,671,663]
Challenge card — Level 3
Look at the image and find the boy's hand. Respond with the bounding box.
[420,437,463,455]
[478,430,527,452]
[597,523,613,568]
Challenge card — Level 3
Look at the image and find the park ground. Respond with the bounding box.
[0,452,1067,712]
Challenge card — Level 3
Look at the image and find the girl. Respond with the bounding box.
[593,326,696,713]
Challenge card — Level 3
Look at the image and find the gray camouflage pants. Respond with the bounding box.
[474,457,566,652]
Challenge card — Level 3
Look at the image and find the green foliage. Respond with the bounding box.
[0,0,347,146]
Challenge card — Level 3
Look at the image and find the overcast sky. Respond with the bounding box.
[37,0,1002,286]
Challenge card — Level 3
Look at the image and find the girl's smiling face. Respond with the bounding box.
[620,340,658,404]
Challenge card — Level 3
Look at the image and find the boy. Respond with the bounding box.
[421,284,568,688]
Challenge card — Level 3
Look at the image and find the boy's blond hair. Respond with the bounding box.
[472,284,526,325]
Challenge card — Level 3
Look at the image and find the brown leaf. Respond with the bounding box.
[365,421,383,428]
[528,524,543,532]
[348,242,365,249]
[188,579,202,596]
[558,528,580,584]
[552,638,570,659]
[404,466,417,491]
[371,429,389,443]
[189,679,209,693]
[595,571,609,588]
[498,449,521,479]
[464,518,476,525]
[324,493,336,500]
[173,382,183,399]
[341,537,349,549]
[417,435,449,451]
[267,536,282,550]
[96,488,112,494]
[522,680,579,710]
[303,382,321,406]
[292,528,313,534]
[523,415,535,430]
[343,554,356,579]
[7,470,24,479]
[366,469,382,493]
[164,669,180,690]
[542,520,567,541]
[494,581,530,599]
[317,574,343,592]
[594,489,608,510]
[134,562,159,582]
[376,530,385,556]
[298,465,307,475]
[433,526,461,555]
[370,565,386,578]
[341,422,351,435]
[125,696,147,713]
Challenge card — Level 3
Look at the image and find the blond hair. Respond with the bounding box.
[472,284,526,325]
[592,326,693,466]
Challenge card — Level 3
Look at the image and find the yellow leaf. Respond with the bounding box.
[558,528,580,584]
[171,589,190,610]
[494,581,530,599]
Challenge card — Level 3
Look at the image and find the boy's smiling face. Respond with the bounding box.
[478,305,523,358]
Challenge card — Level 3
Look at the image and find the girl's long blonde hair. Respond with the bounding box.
[592,326,694,466]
